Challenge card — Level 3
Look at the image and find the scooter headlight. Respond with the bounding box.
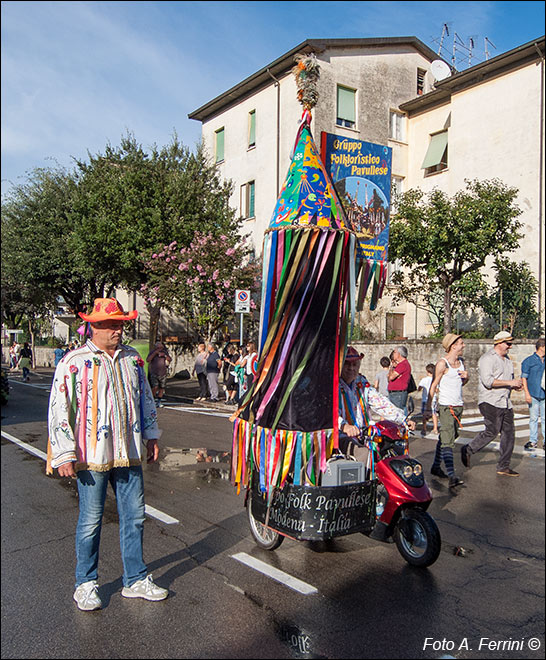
[402,464,414,479]
[390,459,425,487]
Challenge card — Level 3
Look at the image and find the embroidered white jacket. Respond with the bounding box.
[339,374,406,429]
[48,340,160,471]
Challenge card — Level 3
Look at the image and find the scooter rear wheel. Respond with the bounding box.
[394,509,441,567]
[247,497,284,551]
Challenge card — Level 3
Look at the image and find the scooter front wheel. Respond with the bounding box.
[247,497,284,551]
[394,509,441,567]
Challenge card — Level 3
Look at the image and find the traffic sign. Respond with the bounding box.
[235,289,251,313]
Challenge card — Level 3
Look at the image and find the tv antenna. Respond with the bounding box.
[484,36,497,60]
[437,23,449,55]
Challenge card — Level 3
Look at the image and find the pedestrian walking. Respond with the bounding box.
[54,344,67,367]
[220,334,232,384]
[18,342,33,382]
[521,338,545,450]
[146,341,172,408]
[460,331,523,477]
[9,342,18,370]
[243,341,258,393]
[192,342,209,401]
[223,344,241,405]
[428,334,468,488]
[418,363,439,437]
[47,297,168,611]
[206,342,221,402]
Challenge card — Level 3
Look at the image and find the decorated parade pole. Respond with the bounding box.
[230,53,364,500]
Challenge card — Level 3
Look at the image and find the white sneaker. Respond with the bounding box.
[121,574,168,601]
[73,580,102,611]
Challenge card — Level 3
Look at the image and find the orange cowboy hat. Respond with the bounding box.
[345,346,364,361]
[78,298,138,322]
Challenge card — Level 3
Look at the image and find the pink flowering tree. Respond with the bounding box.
[141,232,260,342]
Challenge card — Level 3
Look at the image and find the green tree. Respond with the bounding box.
[2,132,242,350]
[73,133,239,347]
[141,232,260,341]
[481,257,541,337]
[389,179,523,333]
[1,166,89,326]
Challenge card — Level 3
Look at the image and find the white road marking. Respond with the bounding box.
[461,413,528,425]
[167,406,232,419]
[144,505,179,524]
[462,418,528,431]
[10,380,51,392]
[1,431,48,460]
[1,430,180,523]
[231,552,318,595]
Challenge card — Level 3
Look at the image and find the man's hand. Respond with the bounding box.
[343,424,361,438]
[406,420,416,431]
[57,462,76,479]
[147,439,160,463]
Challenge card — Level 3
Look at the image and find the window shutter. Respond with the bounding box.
[215,128,224,162]
[249,181,255,217]
[421,132,448,169]
[248,111,256,147]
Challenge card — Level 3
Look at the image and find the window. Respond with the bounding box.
[240,181,255,219]
[387,259,402,285]
[336,85,356,128]
[391,176,404,213]
[386,313,405,340]
[389,111,406,142]
[215,127,224,163]
[421,131,448,175]
[417,68,426,95]
[248,110,256,148]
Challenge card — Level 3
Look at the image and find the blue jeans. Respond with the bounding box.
[389,390,408,416]
[75,466,147,588]
[529,397,545,445]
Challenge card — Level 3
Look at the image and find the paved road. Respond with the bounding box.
[1,370,544,659]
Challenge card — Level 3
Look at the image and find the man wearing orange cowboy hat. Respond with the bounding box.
[339,346,415,448]
[48,298,168,610]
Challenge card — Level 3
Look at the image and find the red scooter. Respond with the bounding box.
[247,420,441,567]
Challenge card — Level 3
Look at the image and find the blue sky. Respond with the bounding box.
[1,1,544,196]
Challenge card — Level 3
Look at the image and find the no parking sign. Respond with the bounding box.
[235,289,250,313]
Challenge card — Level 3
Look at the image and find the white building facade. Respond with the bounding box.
[189,36,545,339]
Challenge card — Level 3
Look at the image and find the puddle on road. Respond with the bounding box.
[277,622,327,659]
[157,447,232,482]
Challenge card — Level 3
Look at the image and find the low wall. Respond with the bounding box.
[3,338,537,407]
[351,339,536,408]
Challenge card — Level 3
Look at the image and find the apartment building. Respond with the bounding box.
[189,35,545,338]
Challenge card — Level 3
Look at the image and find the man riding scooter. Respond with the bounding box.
[339,346,416,448]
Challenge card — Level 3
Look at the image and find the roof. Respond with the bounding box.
[188,37,441,123]
[400,35,545,115]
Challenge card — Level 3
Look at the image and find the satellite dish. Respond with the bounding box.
[431,60,451,81]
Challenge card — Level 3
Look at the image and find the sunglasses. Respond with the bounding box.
[504,342,512,347]
[93,321,126,330]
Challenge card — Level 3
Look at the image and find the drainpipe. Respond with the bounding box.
[534,42,544,327]
[267,68,281,195]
